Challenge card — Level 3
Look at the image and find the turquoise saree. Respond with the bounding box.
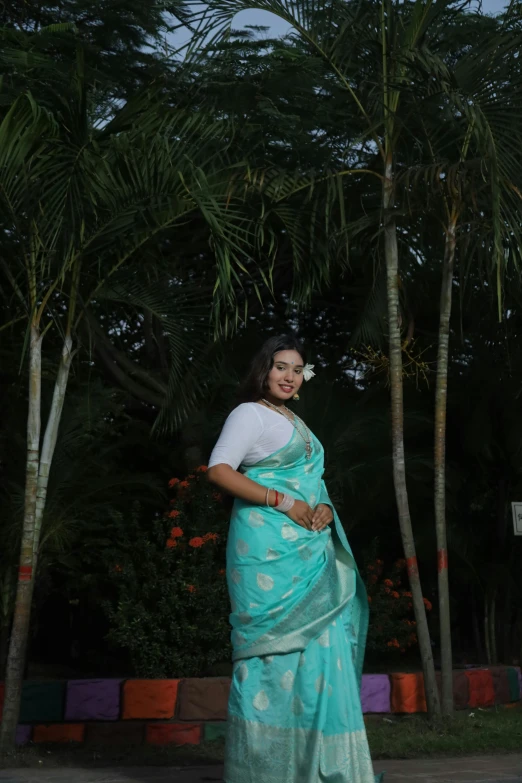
[225,425,383,783]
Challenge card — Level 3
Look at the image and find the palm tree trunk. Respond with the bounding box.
[434,212,457,714]
[0,332,74,754]
[33,334,74,560]
[383,159,441,717]
[0,325,42,754]
[484,595,491,665]
[471,587,485,663]
[0,571,15,679]
[489,591,497,665]
[503,588,511,662]
[0,621,9,680]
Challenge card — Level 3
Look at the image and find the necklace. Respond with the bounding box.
[261,399,313,459]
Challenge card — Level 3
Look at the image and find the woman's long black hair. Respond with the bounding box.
[237,334,307,404]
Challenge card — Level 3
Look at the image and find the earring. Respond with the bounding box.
[293,393,300,401]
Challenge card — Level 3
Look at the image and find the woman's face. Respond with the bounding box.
[265,350,305,402]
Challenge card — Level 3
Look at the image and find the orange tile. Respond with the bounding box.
[122,679,179,720]
[33,724,85,743]
[390,672,427,713]
[466,669,495,708]
[146,722,201,745]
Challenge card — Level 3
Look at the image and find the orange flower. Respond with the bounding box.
[166,539,177,549]
[179,480,190,489]
[114,564,123,573]
[387,639,400,648]
[170,526,183,538]
[188,474,195,479]
[367,565,375,571]
[423,598,433,611]
[395,558,406,569]
[203,532,219,542]
[376,559,384,565]
[403,591,413,598]
[212,492,223,502]
[168,510,181,519]
[189,536,205,548]
[186,584,197,593]
[196,465,208,473]
[391,591,400,599]
[169,478,180,488]
[367,595,372,603]
[384,579,394,587]
[369,574,378,584]
[218,569,226,576]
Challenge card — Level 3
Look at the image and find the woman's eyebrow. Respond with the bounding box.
[275,361,304,367]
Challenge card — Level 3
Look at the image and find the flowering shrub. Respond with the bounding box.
[104,466,231,677]
[361,556,432,656]
[104,476,432,673]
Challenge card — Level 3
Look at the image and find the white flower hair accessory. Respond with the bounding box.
[303,363,316,382]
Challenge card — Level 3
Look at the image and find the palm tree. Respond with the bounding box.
[0,31,278,750]
[190,0,444,714]
[395,8,522,709]
[191,0,522,714]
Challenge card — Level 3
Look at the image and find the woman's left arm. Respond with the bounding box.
[311,480,334,532]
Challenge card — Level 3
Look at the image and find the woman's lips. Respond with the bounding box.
[279,385,293,393]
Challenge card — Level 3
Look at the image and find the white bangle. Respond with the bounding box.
[275,493,295,513]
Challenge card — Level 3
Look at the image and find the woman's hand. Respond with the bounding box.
[311,503,334,532]
[285,499,314,530]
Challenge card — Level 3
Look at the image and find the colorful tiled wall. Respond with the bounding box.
[0,666,520,745]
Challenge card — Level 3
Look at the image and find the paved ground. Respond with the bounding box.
[0,756,521,783]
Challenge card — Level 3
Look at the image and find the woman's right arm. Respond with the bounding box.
[207,464,276,506]
[208,464,314,529]
[207,405,313,528]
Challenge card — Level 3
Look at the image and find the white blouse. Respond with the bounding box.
[208,403,294,471]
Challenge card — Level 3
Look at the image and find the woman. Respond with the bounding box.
[208,335,382,783]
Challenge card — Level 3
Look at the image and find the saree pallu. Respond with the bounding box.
[225,428,383,783]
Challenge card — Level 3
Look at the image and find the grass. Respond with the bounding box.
[366,705,522,759]
[1,706,521,768]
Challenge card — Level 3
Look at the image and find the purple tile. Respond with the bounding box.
[361,674,391,713]
[65,679,122,721]
[16,725,31,745]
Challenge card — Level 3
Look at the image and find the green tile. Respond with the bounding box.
[19,681,65,723]
[204,721,227,741]
[507,667,520,703]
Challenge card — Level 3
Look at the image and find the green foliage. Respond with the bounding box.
[367,709,522,760]
[103,468,231,677]
[0,1,187,113]
[361,549,432,658]
[2,0,522,680]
